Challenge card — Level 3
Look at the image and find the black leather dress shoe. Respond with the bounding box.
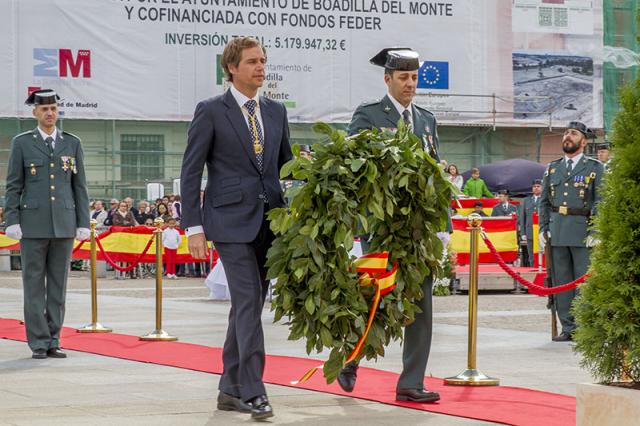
[337,362,358,393]
[46,348,67,358]
[248,394,273,420]
[217,391,251,413]
[396,388,441,403]
[32,349,47,359]
[552,332,573,342]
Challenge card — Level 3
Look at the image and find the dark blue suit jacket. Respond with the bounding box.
[180,89,292,243]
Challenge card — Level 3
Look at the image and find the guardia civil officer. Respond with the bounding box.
[4,89,90,359]
[491,189,518,217]
[519,179,542,266]
[539,121,603,342]
[341,48,440,403]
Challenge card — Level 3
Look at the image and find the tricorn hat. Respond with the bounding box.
[567,121,596,139]
[25,89,60,106]
[370,48,419,71]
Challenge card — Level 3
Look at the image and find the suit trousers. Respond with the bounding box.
[551,245,589,334]
[527,240,535,266]
[21,238,74,351]
[215,215,274,402]
[360,239,434,391]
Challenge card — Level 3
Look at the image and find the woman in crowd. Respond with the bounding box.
[112,201,138,226]
[155,203,173,224]
[112,201,139,279]
[446,164,464,191]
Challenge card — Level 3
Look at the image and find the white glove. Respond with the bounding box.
[5,224,22,240]
[586,235,600,248]
[538,231,548,250]
[75,227,91,241]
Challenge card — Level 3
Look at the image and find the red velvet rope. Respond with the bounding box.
[480,231,588,296]
[95,234,156,272]
[72,240,86,253]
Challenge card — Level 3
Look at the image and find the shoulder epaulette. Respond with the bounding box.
[12,130,33,140]
[414,104,435,117]
[359,99,380,108]
[586,156,602,165]
[62,131,81,141]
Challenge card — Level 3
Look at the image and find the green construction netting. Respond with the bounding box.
[604,0,639,133]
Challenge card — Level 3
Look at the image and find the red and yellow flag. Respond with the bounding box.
[450,217,518,264]
[1,226,210,264]
[451,198,520,216]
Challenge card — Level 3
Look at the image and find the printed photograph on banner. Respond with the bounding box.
[512,0,596,35]
[512,52,594,124]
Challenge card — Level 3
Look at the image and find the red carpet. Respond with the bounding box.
[0,318,574,425]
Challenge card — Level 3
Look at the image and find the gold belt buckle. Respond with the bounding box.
[558,206,568,215]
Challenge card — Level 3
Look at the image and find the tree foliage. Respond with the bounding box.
[266,122,453,383]
[573,75,640,384]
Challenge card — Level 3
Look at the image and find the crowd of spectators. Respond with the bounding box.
[91,195,182,229]
[88,194,209,279]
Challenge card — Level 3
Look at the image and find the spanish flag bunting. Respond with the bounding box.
[1,226,211,264]
[450,217,518,264]
[0,234,20,250]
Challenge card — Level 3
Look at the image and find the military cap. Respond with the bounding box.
[370,48,419,71]
[596,142,610,151]
[25,89,60,106]
[532,179,542,185]
[474,201,484,207]
[497,189,510,195]
[567,121,596,139]
[299,144,311,153]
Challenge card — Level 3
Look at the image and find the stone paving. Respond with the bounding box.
[0,271,590,425]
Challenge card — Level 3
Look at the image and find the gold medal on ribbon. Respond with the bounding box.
[253,141,263,154]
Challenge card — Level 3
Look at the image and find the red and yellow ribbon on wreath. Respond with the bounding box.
[292,251,398,385]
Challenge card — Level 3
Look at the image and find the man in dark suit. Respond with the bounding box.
[519,180,542,266]
[180,37,292,421]
[4,89,90,359]
[491,189,518,217]
[341,48,441,403]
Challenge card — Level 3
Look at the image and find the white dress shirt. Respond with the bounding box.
[37,127,57,148]
[387,92,413,131]
[563,153,583,171]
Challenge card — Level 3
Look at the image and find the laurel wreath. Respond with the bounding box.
[266,122,453,382]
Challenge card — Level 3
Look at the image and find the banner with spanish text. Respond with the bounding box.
[0,0,603,128]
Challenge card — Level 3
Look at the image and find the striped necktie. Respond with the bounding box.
[244,100,264,172]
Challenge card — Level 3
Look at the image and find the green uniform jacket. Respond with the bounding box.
[540,156,603,247]
[518,195,540,240]
[462,178,493,198]
[347,95,441,162]
[491,202,518,217]
[5,128,90,238]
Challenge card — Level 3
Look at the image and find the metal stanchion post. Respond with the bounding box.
[78,219,112,333]
[140,218,177,341]
[445,214,499,386]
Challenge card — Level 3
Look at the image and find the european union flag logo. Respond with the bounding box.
[417,61,449,89]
